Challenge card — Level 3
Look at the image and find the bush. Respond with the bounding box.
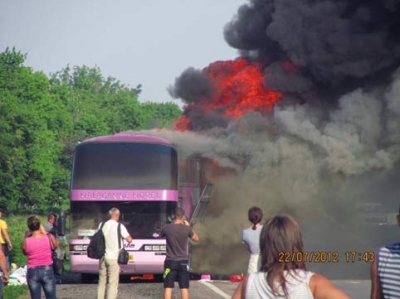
[5,214,39,267]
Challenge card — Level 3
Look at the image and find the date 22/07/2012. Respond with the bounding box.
[278,251,375,263]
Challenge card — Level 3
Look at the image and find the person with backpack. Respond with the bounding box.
[97,207,132,299]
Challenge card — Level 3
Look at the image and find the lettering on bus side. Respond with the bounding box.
[78,191,162,200]
[132,191,159,200]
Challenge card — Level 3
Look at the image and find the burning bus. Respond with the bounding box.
[58,132,212,280]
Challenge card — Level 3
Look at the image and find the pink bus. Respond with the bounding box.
[62,132,211,281]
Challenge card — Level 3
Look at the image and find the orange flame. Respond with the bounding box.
[174,58,282,131]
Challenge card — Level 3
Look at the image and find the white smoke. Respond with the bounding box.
[141,67,400,276]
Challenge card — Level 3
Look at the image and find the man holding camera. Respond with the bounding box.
[161,207,199,299]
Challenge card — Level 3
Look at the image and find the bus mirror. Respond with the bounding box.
[66,181,71,189]
[58,210,69,236]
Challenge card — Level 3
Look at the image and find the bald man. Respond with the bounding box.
[97,207,133,299]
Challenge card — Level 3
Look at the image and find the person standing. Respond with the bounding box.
[44,213,57,235]
[97,207,132,299]
[0,208,12,270]
[242,206,263,274]
[0,244,9,299]
[370,207,400,299]
[22,215,59,299]
[43,212,64,283]
[232,214,350,299]
[161,207,199,299]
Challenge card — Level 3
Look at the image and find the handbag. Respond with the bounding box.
[117,223,129,265]
[48,234,63,276]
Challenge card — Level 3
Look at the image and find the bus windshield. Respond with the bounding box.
[71,142,178,190]
[69,201,177,239]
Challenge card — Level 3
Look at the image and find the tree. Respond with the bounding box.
[0,48,63,212]
[0,48,182,213]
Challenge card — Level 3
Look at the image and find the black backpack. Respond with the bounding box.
[87,222,106,259]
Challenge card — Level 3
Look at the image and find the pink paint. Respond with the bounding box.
[82,132,172,144]
[71,189,178,201]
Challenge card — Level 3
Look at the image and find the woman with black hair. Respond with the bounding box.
[242,206,263,274]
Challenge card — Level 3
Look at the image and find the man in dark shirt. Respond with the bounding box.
[161,207,199,299]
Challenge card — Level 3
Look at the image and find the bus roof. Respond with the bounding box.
[80,132,173,145]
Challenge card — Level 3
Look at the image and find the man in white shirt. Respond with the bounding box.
[97,207,133,299]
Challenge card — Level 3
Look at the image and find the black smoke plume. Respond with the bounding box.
[170,0,400,109]
[157,1,400,278]
[224,0,400,93]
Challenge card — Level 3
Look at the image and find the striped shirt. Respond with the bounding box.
[245,270,314,299]
[377,243,400,298]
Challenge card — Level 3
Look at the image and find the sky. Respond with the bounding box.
[0,0,245,106]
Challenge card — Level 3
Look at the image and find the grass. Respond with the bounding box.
[3,285,28,299]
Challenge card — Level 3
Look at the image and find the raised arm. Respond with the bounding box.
[190,230,199,242]
[49,233,60,249]
[182,220,199,242]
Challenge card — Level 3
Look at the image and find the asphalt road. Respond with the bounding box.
[42,280,370,299]
[49,278,369,299]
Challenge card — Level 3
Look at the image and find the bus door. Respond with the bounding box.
[184,181,212,273]
[189,181,213,225]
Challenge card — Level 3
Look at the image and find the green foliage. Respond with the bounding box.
[141,102,182,129]
[0,49,62,212]
[3,284,28,299]
[5,214,34,267]
[0,47,182,297]
[0,47,182,214]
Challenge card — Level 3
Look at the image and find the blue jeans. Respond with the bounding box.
[27,266,56,299]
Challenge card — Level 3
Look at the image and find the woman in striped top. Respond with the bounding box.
[232,214,350,299]
[371,212,400,299]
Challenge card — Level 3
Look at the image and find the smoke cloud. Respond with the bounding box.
[157,0,400,278]
[224,0,400,90]
[149,69,400,277]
